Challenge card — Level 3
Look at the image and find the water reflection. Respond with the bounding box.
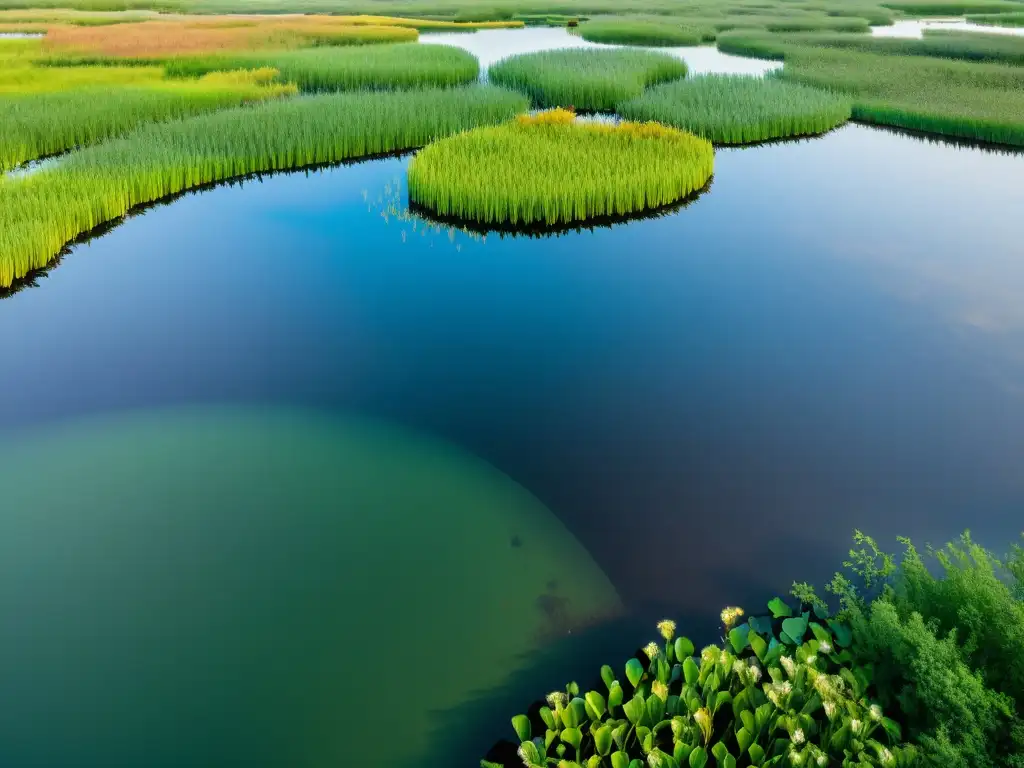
[419,26,782,76]
[872,18,1024,38]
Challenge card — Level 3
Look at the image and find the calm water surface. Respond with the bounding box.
[1,37,1023,766]
[872,17,1024,37]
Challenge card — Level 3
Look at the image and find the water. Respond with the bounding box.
[420,27,781,75]
[872,17,1024,37]
[2,33,1024,766]
[0,32,44,38]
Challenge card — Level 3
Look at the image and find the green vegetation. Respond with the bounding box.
[619,75,852,145]
[1,68,293,170]
[484,606,916,767]
[489,48,686,112]
[967,11,1024,24]
[161,43,480,91]
[407,109,713,229]
[880,0,1023,13]
[576,19,703,46]
[485,530,1024,768]
[717,31,1024,146]
[0,85,527,288]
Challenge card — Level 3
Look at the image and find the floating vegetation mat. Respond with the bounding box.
[618,74,852,144]
[488,48,687,112]
[407,109,714,228]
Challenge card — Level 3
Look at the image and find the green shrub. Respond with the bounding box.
[162,43,480,92]
[408,109,713,229]
[577,18,703,46]
[0,85,527,287]
[618,74,851,144]
[483,606,917,768]
[488,48,687,112]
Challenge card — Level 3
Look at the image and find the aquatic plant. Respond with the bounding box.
[1,68,294,170]
[804,531,1024,768]
[484,606,917,767]
[407,109,713,229]
[162,43,480,91]
[966,11,1024,25]
[0,85,528,288]
[716,33,1024,146]
[576,18,703,46]
[488,48,687,112]
[618,75,851,145]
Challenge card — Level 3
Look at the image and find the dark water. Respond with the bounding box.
[2,122,1024,765]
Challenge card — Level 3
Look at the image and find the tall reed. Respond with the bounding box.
[407,108,714,227]
[489,48,687,112]
[0,85,528,287]
[618,74,851,144]
[163,43,480,91]
[577,19,703,46]
[1,68,294,170]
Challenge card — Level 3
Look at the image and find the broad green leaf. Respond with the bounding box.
[666,694,681,716]
[539,706,556,730]
[512,714,531,742]
[674,742,694,763]
[624,695,646,725]
[629,761,645,768]
[608,681,624,709]
[561,698,586,729]
[657,658,672,684]
[649,748,681,768]
[518,740,542,766]
[561,727,582,752]
[689,746,708,768]
[587,756,603,768]
[740,711,755,733]
[675,636,695,659]
[637,726,652,754]
[601,664,616,690]
[546,729,558,750]
[626,658,645,687]
[748,615,773,636]
[882,716,902,741]
[594,725,613,756]
[747,743,765,765]
[683,657,700,685]
[611,752,630,768]
[749,632,767,662]
[613,723,628,750]
[778,630,797,646]
[648,694,666,724]
[781,616,808,642]
[767,597,792,618]
[711,742,728,761]
[828,620,853,647]
[736,727,753,755]
[728,625,750,654]
[809,622,831,645]
[585,691,607,720]
[724,756,737,768]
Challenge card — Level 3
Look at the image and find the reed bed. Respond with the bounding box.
[716,31,1024,145]
[488,48,687,112]
[880,0,1022,13]
[0,69,294,170]
[42,17,419,57]
[576,19,703,46]
[618,74,851,144]
[717,27,1024,65]
[0,59,165,93]
[163,43,479,91]
[407,108,714,228]
[967,11,1024,25]
[0,85,527,287]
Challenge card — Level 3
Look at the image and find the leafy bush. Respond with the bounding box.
[823,531,1024,768]
[484,605,916,767]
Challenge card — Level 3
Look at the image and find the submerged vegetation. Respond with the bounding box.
[489,48,686,112]
[619,75,852,145]
[1,68,292,170]
[408,109,713,228]
[485,530,1024,768]
[0,85,527,287]
[576,19,703,46]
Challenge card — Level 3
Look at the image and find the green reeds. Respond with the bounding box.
[0,68,294,170]
[880,0,1022,13]
[716,31,1024,146]
[488,48,687,112]
[966,12,1024,25]
[162,43,479,91]
[0,85,527,287]
[407,109,714,228]
[618,74,851,144]
[576,19,703,46]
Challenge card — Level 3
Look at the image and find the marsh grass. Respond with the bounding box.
[717,30,1024,146]
[879,0,1022,13]
[618,74,851,144]
[489,48,687,112]
[0,85,527,287]
[162,43,480,91]
[407,108,714,227]
[576,18,703,46]
[967,11,1024,25]
[0,68,294,170]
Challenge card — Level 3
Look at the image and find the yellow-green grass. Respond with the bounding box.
[161,43,479,91]
[717,27,1024,65]
[1,68,294,171]
[618,74,851,144]
[0,85,527,287]
[717,32,1024,146]
[488,48,687,112]
[576,18,703,46]
[407,108,714,228]
[967,11,1024,24]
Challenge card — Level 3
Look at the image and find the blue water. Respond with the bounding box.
[1,121,1023,765]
